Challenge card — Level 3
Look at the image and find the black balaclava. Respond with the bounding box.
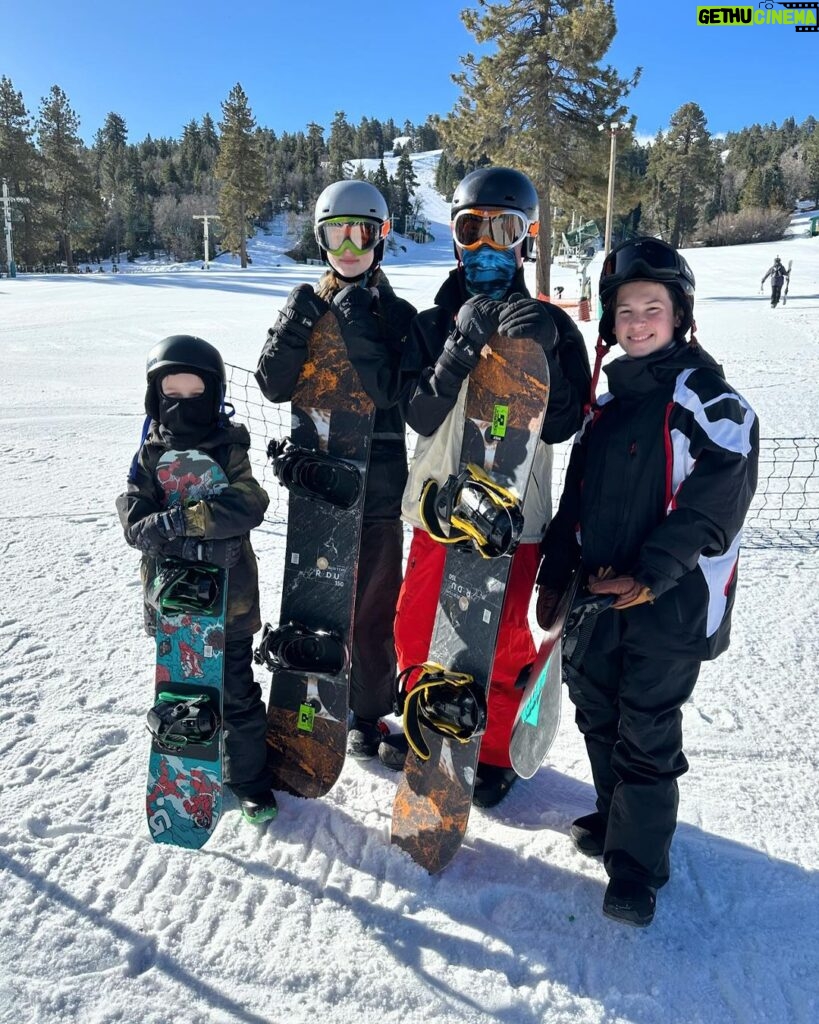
[151,368,221,448]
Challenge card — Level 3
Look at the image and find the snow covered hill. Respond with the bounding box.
[1,170,819,1024]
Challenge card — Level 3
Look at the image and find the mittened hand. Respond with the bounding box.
[454,295,501,350]
[535,586,562,629]
[498,293,558,353]
[588,573,654,610]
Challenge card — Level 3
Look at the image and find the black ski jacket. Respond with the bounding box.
[538,341,759,660]
[116,420,269,639]
[255,271,416,522]
[402,266,591,443]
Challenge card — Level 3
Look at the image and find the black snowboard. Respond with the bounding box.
[391,333,549,872]
[260,311,375,798]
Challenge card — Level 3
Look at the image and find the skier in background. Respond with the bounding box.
[117,335,278,825]
[761,255,789,307]
[537,237,759,926]
[379,166,591,808]
[255,181,416,761]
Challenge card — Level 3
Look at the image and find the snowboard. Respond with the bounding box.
[259,310,375,799]
[782,260,792,305]
[391,333,549,873]
[509,571,581,779]
[145,449,229,849]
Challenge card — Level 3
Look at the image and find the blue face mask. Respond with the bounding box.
[461,245,518,299]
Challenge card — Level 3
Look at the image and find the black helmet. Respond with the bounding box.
[144,335,226,420]
[598,236,696,344]
[774,255,781,263]
[451,167,539,222]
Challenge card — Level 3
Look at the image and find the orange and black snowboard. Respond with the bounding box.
[391,333,549,872]
[259,311,375,799]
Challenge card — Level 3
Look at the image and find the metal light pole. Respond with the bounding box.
[1,178,31,278]
[599,122,628,255]
[193,213,220,269]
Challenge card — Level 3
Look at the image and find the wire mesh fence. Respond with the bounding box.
[226,363,819,551]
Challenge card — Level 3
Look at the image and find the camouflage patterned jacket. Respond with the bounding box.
[116,420,269,639]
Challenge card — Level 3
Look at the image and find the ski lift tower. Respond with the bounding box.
[1,178,30,278]
[193,213,220,269]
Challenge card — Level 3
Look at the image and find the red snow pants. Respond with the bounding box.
[394,527,539,768]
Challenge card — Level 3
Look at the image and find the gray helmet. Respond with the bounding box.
[313,180,390,274]
[314,180,390,227]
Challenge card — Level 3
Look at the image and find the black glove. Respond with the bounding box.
[177,536,243,568]
[332,284,380,344]
[454,295,501,350]
[132,506,186,556]
[271,284,329,346]
[437,297,501,381]
[498,293,558,353]
[536,586,562,629]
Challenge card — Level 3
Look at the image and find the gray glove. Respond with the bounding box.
[132,506,186,555]
[178,536,243,568]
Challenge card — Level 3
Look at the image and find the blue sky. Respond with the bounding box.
[1,0,815,146]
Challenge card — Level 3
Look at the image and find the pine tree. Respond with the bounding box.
[215,83,267,268]
[442,0,637,294]
[0,76,43,267]
[36,85,98,270]
[643,102,716,247]
[393,146,419,232]
[328,111,355,180]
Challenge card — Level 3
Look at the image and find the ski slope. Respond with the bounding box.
[1,166,819,1023]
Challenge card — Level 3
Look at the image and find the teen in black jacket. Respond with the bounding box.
[538,237,759,927]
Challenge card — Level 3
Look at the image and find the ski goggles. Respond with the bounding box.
[601,238,695,291]
[315,217,390,256]
[452,208,537,251]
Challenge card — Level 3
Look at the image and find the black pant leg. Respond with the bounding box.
[605,653,701,888]
[565,642,623,817]
[222,635,274,797]
[771,283,781,307]
[349,519,403,721]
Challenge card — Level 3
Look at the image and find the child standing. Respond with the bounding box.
[537,237,759,926]
[380,167,591,807]
[255,180,416,760]
[117,334,277,824]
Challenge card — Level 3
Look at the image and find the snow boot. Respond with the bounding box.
[240,790,278,825]
[347,716,388,760]
[602,879,657,928]
[570,812,607,857]
[378,731,409,771]
[472,763,518,808]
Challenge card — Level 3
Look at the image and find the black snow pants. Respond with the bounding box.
[771,283,782,307]
[350,519,404,721]
[223,635,275,799]
[566,631,701,889]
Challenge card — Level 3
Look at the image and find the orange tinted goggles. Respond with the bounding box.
[452,208,537,251]
[316,218,389,255]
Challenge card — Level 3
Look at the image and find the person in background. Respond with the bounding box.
[760,255,789,307]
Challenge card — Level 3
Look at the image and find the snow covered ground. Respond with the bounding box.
[2,156,819,1023]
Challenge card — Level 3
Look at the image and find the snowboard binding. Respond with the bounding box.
[268,438,362,510]
[146,560,222,615]
[420,464,524,559]
[254,620,347,676]
[146,692,222,750]
[397,663,488,761]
